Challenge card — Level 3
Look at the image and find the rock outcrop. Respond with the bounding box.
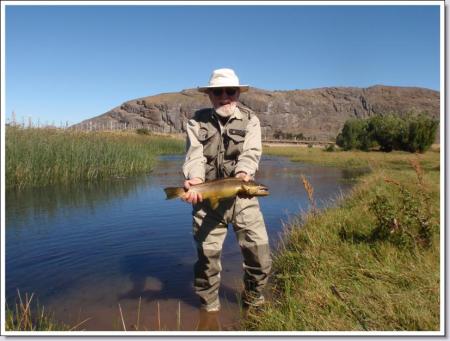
[73,85,440,141]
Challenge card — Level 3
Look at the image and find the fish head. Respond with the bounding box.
[241,181,269,197]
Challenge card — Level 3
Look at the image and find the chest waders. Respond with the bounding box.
[190,109,272,312]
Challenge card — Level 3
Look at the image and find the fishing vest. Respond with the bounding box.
[193,108,253,181]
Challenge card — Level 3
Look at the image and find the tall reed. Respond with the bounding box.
[6,127,184,189]
[6,290,69,331]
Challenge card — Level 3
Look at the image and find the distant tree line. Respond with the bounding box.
[273,130,315,140]
[335,113,438,153]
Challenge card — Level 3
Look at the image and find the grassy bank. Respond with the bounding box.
[264,144,440,171]
[244,146,440,331]
[6,127,185,189]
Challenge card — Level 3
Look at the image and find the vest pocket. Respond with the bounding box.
[226,128,246,142]
[225,128,245,159]
[198,127,219,158]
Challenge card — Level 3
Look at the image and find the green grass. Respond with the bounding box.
[264,144,440,170]
[243,146,440,331]
[5,291,73,331]
[6,127,185,189]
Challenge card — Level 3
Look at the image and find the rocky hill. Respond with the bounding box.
[73,85,440,141]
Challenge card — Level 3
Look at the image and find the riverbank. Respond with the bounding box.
[5,127,185,189]
[4,141,441,332]
[243,146,441,331]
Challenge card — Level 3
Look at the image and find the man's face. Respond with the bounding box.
[208,87,240,117]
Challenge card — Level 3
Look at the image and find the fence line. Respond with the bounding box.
[262,139,334,146]
[6,113,333,144]
[70,121,176,133]
[6,117,182,136]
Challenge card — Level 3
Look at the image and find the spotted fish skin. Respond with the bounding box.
[164,178,269,209]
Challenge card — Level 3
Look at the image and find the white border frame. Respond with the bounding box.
[1,0,445,337]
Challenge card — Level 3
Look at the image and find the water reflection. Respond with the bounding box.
[6,155,355,331]
[6,177,150,229]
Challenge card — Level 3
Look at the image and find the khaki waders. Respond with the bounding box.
[192,195,272,311]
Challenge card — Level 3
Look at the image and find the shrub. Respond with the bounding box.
[368,114,407,152]
[403,114,439,153]
[335,118,370,150]
[136,128,151,135]
[273,130,283,139]
[273,130,305,140]
[368,174,436,250]
[295,133,305,140]
[336,113,438,153]
[324,143,335,152]
[369,192,414,248]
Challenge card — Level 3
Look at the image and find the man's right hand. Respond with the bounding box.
[182,178,203,204]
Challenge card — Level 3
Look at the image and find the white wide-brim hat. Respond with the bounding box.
[198,68,249,93]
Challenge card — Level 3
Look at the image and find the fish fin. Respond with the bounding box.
[164,187,185,200]
[209,196,220,210]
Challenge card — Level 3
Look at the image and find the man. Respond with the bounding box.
[182,68,272,313]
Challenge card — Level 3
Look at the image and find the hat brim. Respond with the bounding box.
[198,85,249,93]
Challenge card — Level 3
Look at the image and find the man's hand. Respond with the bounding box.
[235,172,252,182]
[236,172,253,199]
[182,178,203,204]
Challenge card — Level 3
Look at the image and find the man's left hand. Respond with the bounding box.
[235,172,252,182]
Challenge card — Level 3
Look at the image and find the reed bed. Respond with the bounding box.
[6,127,184,189]
[243,146,440,331]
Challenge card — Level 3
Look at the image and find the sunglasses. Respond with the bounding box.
[211,88,238,97]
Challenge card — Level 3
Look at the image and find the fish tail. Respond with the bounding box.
[164,187,185,200]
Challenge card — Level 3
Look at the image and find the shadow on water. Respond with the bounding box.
[117,252,240,309]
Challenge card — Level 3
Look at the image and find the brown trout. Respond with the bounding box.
[164,178,269,209]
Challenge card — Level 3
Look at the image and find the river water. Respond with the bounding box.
[5,155,357,331]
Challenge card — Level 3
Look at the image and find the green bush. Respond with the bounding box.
[273,130,305,140]
[368,114,407,152]
[369,179,435,250]
[403,114,439,153]
[336,113,438,153]
[336,118,371,151]
[136,128,151,135]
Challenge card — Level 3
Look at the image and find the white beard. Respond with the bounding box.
[215,102,237,117]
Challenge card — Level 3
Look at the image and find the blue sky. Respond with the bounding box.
[5,4,441,126]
